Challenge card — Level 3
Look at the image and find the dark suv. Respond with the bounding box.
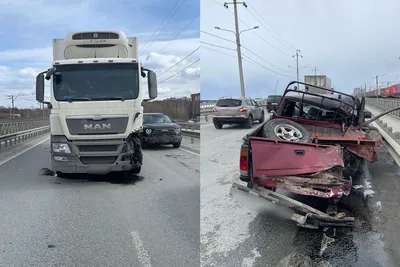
[141,113,182,148]
[266,95,282,113]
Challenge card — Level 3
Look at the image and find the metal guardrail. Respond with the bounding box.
[0,126,51,150]
[0,119,50,136]
[181,128,200,138]
[366,98,400,118]
[0,125,199,151]
[177,122,200,130]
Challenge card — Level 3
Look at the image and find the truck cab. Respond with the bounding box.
[36,31,157,177]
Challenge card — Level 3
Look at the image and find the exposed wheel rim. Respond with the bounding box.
[273,124,303,141]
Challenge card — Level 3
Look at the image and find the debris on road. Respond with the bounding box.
[276,251,332,267]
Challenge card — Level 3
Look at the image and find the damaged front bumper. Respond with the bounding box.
[230,182,354,229]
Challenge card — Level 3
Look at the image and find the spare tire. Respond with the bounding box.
[262,119,312,143]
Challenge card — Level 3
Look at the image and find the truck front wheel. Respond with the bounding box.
[130,166,141,175]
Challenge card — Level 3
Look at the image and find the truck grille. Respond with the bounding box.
[77,145,118,152]
[72,32,119,40]
[66,116,128,135]
[80,156,118,165]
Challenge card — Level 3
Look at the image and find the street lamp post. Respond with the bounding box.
[214,25,259,98]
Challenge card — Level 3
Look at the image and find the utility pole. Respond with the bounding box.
[224,0,247,97]
[293,49,302,82]
[376,75,379,104]
[6,94,17,119]
[274,80,279,96]
[313,66,319,76]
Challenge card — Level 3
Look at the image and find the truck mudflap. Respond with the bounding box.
[230,182,354,229]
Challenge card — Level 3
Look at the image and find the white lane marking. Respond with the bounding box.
[179,147,200,156]
[0,136,50,166]
[130,231,153,267]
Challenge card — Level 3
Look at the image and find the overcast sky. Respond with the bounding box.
[0,0,199,108]
[201,0,400,100]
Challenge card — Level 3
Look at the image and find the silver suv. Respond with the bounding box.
[212,97,265,129]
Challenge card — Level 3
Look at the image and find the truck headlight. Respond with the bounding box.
[52,143,71,153]
[175,128,181,134]
[145,128,152,135]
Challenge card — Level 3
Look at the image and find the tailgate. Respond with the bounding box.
[250,137,344,177]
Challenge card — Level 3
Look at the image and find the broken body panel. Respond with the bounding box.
[233,81,388,228]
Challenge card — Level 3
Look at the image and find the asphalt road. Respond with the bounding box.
[0,135,200,267]
[200,116,398,267]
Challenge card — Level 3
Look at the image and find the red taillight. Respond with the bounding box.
[238,107,247,112]
[239,147,248,171]
[212,108,217,112]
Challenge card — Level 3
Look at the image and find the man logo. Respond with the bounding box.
[84,123,111,130]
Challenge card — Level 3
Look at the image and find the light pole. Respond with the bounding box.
[214,25,259,97]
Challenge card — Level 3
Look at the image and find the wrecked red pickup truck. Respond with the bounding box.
[230,81,389,229]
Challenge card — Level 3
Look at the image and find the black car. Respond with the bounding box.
[141,113,183,148]
[266,95,282,113]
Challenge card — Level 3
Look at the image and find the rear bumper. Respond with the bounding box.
[230,182,354,229]
[253,173,351,199]
[50,135,140,175]
[143,134,182,144]
[213,116,247,124]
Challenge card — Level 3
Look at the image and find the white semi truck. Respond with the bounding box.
[36,31,158,177]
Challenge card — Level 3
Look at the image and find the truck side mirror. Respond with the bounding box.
[36,73,45,103]
[147,70,158,100]
[36,71,53,109]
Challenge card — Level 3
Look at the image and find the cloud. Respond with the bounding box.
[0,1,199,108]
[201,0,400,99]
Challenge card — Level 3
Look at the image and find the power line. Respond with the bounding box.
[245,0,296,52]
[140,0,187,56]
[158,47,200,76]
[221,5,292,56]
[200,41,236,50]
[157,12,199,54]
[200,30,236,43]
[201,31,290,73]
[242,53,292,78]
[201,44,293,78]
[158,59,200,84]
[201,46,237,58]
[240,45,291,73]
[139,0,182,54]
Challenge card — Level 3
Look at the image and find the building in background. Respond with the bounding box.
[304,75,332,94]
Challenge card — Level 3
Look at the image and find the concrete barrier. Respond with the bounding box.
[365,104,400,166]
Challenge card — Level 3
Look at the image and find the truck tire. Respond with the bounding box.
[259,111,265,123]
[56,172,75,179]
[130,166,141,175]
[343,149,361,177]
[262,119,311,143]
[135,142,143,165]
[244,115,253,129]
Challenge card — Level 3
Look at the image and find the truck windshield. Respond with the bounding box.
[53,63,139,102]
